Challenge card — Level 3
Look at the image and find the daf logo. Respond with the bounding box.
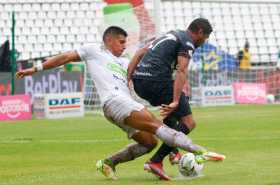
[49,98,81,106]
[205,90,231,96]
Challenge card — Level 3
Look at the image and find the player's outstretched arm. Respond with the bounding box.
[127,46,148,82]
[16,51,81,78]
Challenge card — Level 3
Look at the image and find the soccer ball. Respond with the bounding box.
[266,94,275,104]
[178,153,204,177]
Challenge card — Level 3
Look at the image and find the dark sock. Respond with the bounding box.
[150,143,173,163]
[170,148,179,154]
[150,120,191,163]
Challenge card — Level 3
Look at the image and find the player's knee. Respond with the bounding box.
[150,138,158,149]
[176,119,196,135]
[140,136,157,152]
[145,138,158,152]
[182,119,196,131]
[189,120,196,130]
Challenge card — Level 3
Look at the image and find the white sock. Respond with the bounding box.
[155,125,206,154]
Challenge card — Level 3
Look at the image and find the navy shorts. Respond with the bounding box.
[133,78,192,119]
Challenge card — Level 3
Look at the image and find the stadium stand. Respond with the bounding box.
[0,0,279,110]
[0,0,106,60]
[160,1,280,67]
[0,0,279,67]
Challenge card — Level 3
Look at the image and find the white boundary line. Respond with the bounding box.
[0,136,279,144]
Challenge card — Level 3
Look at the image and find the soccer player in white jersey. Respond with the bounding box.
[16,26,224,181]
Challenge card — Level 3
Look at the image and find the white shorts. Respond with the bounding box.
[103,95,145,138]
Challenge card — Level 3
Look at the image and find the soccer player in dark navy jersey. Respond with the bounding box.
[133,30,196,81]
[128,18,214,180]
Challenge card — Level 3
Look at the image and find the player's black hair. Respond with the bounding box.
[188,18,213,35]
[102,26,128,42]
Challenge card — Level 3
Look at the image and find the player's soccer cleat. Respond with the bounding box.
[202,151,226,161]
[96,159,117,180]
[144,161,171,181]
[195,151,226,164]
[169,151,182,165]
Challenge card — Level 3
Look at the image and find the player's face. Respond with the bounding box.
[107,34,127,57]
[194,29,210,48]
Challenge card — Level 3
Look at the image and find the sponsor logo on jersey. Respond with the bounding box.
[106,63,127,78]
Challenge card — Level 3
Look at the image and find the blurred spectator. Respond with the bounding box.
[237,41,251,70]
[0,40,11,72]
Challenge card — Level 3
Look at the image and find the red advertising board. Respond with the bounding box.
[0,95,32,121]
[233,83,267,104]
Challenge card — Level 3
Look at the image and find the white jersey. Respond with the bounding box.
[76,44,131,106]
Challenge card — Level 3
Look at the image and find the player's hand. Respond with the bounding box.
[16,68,36,78]
[127,78,134,90]
[160,101,179,119]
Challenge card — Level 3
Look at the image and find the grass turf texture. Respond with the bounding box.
[0,104,279,185]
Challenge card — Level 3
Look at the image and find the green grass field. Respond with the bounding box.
[0,104,280,185]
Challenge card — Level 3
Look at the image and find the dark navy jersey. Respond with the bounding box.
[133,30,195,81]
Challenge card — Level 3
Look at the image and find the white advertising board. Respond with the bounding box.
[34,92,84,119]
[201,86,234,106]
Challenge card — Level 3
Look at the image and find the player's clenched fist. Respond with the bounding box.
[16,67,36,78]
